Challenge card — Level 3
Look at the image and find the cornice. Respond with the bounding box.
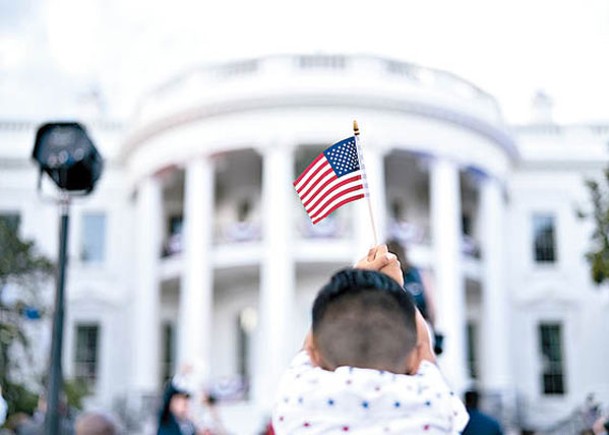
[123,94,518,159]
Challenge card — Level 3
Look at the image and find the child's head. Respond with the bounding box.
[310,268,418,373]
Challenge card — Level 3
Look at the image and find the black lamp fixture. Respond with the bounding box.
[31,121,103,435]
[32,122,103,192]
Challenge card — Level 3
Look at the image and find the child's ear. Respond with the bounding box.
[309,346,323,368]
[404,343,423,375]
[305,333,322,368]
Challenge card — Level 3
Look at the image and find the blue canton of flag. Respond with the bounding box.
[324,137,360,177]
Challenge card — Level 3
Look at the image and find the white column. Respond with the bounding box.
[133,175,163,392]
[177,158,214,379]
[255,142,295,410]
[430,157,468,393]
[354,145,386,253]
[479,175,512,391]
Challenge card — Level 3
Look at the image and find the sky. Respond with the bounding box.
[1,0,608,124]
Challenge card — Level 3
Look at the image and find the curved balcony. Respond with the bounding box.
[155,143,488,284]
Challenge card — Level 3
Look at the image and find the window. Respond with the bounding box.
[462,213,473,237]
[161,322,176,383]
[74,324,100,386]
[299,55,346,70]
[466,322,479,379]
[169,215,183,237]
[237,199,251,223]
[538,322,565,395]
[81,213,106,263]
[0,213,20,234]
[237,308,257,391]
[533,214,557,263]
[390,199,402,220]
[164,216,183,256]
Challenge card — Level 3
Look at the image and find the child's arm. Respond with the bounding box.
[420,269,438,327]
[353,244,403,286]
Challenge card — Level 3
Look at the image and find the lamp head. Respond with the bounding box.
[32,122,103,193]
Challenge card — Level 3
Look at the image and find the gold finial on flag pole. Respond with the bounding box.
[353,120,360,136]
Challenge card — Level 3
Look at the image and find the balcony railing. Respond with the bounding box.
[140,54,501,119]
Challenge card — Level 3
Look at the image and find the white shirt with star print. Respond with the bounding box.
[272,352,469,434]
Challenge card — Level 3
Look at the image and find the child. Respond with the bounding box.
[272,245,468,434]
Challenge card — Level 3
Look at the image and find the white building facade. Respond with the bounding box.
[1,54,608,433]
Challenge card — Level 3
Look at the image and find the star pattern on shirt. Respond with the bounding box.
[272,353,469,434]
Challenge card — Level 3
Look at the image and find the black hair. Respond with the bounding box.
[159,381,190,425]
[464,389,480,409]
[312,268,417,372]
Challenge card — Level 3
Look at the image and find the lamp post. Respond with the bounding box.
[32,122,103,435]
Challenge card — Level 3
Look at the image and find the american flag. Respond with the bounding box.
[293,136,368,224]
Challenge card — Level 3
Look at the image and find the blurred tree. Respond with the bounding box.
[64,378,89,410]
[580,168,609,285]
[0,217,53,414]
[2,383,38,417]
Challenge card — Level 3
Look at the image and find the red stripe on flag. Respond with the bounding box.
[297,165,334,199]
[304,174,363,211]
[312,194,365,224]
[293,153,325,186]
[310,184,365,220]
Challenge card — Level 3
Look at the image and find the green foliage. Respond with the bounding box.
[0,217,54,402]
[2,382,39,416]
[64,378,90,410]
[582,168,609,285]
[0,218,54,289]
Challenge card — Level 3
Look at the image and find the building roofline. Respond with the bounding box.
[123,93,518,159]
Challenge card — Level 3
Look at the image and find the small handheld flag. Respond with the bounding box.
[293,133,367,225]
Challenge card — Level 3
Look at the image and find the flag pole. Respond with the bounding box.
[353,120,378,245]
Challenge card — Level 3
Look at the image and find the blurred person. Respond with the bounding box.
[583,394,603,432]
[157,381,198,435]
[257,416,275,435]
[10,414,36,435]
[17,394,74,435]
[31,394,46,426]
[75,412,118,435]
[3,412,31,434]
[261,419,274,435]
[199,393,227,435]
[0,386,6,427]
[593,414,609,434]
[462,389,503,435]
[272,244,468,434]
[386,238,445,355]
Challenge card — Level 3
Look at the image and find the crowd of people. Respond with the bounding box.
[0,384,227,435]
[156,378,228,435]
[1,241,608,434]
